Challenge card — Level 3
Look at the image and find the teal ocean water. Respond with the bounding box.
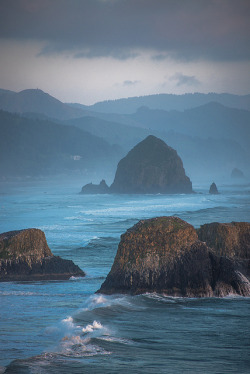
[0,180,250,373]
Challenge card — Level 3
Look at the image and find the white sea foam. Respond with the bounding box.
[69,276,85,280]
[98,336,133,345]
[0,290,50,296]
[82,320,103,333]
[61,316,76,331]
[80,294,110,312]
[58,334,111,358]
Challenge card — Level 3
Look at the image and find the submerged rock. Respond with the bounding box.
[81,179,109,194]
[209,182,219,194]
[97,217,250,297]
[0,229,85,281]
[110,135,193,194]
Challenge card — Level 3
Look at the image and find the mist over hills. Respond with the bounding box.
[71,92,250,114]
[0,89,86,120]
[0,110,121,180]
[0,88,249,182]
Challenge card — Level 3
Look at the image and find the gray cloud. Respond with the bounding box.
[169,72,201,87]
[123,80,140,86]
[0,0,249,61]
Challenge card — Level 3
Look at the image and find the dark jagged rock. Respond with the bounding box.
[81,179,109,194]
[209,182,219,194]
[231,167,245,179]
[97,217,250,297]
[0,229,85,281]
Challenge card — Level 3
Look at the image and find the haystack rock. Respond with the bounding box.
[0,229,85,281]
[81,135,193,195]
[97,217,250,297]
[110,136,193,194]
[209,182,219,194]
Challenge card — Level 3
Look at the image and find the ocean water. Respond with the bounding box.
[0,180,250,374]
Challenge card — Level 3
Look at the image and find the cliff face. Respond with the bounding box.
[0,229,85,281]
[98,217,250,297]
[110,135,193,194]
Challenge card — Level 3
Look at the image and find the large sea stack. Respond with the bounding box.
[0,229,85,281]
[110,135,192,194]
[98,217,250,297]
[81,135,193,194]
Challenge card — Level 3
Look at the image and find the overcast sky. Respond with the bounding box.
[0,0,249,104]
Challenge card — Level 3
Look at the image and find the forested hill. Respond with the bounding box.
[0,89,86,120]
[0,110,121,179]
[81,92,250,114]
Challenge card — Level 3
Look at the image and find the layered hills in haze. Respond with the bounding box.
[0,88,249,182]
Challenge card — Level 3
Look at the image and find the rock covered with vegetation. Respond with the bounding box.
[81,135,193,194]
[98,217,250,297]
[0,229,85,281]
[197,222,250,259]
[110,135,193,194]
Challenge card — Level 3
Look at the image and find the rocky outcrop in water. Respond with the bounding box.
[110,136,192,194]
[209,182,219,194]
[81,135,193,194]
[81,179,109,194]
[98,217,250,297]
[0,229,85,281]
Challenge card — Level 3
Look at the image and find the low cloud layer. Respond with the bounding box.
[0,0,249,62]
[169,73,201,87]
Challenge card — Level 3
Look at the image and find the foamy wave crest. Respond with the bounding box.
[81,294,110,312]
[69,276,85,281]
[98,336,133,345]
[58,334,111,358]
[61,315,81,331]
[82,320,103,333]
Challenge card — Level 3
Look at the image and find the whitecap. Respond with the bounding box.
[98,336,133,345]
[69,276,85,281]
[82,320,103,333]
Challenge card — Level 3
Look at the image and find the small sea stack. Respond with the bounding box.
[0,228,85,281]
[81,179,109,194]
[209,182,219,194]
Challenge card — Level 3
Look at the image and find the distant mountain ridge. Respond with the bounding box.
[83,92,250,114]
[0,89,87,120]
[1,88,249,181]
